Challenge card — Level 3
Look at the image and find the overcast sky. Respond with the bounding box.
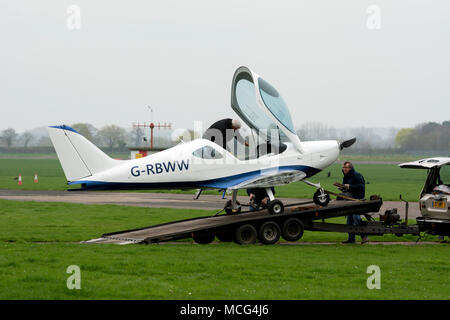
[1,1,449,134]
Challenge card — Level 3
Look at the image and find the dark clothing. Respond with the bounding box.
[342,168,367,242]
[342,168,365,200]
[202,118,245,151]
[346,214,362,242]
[247,187,275,209]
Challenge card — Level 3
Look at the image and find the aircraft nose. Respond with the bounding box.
[315,141,340,169]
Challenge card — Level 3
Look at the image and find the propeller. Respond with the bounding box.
[339,137,356,150]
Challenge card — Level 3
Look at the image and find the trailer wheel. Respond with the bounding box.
[268,200,284,215]
[313,190,330,206]
[234,224,258,245]
[282,218,304,241]
[193,232,215,244]
[216,231,233,242]
[258,221,281,245]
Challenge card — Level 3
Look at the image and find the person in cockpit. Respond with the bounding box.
[203,118,248,153]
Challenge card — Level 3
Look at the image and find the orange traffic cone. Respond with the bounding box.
[18,174,22,185]
[34,173,38,183]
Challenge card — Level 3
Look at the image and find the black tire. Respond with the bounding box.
[192,232,215,244]
[216,231,233,242]
[258,221,281,245]
[281,218,304,241]
[313,190,330,206]
[234,224,257,245]
[224,200,241,215]
[267,200,284,215]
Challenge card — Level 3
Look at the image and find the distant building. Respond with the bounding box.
[129,146,167,159]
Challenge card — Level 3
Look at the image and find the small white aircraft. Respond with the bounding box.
[48,66,355,214]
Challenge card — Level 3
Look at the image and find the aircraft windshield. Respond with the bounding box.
[231,66,304,153]
[258,78,295,134]
[235,78,278,133]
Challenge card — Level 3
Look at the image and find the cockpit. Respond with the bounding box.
[231,66,300,158]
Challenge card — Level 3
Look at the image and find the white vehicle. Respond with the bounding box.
[48,66,355,214]
[399,157,450,236]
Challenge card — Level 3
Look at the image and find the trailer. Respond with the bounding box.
[83,156,450,245]
[85,195,436,245]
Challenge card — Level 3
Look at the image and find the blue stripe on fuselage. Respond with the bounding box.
[68,165,321,190]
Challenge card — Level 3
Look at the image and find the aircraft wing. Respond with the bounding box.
[227,170,306,190]
[197,166,314,190]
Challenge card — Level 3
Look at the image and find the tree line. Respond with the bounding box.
[0,123,174,152]
[297,121,449,152]
[1,121,448,153]
[395,121,449,152]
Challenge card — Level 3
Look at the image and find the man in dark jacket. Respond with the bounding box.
[202,118,247,153]
[334,161,368,244]
[247,187,275,211]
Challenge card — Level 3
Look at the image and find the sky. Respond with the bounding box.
[1,1,450,134]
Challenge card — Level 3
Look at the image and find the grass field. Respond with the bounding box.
[0,199,448,300]
[0,158,428,201]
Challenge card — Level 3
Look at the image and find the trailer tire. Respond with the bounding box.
[268,200,284,215]
[216,231,233,242]
[193,232,215,244]
[313,190,330,206]
[234,224,258,245]
[258,221,281,245]
[282,218,304,241]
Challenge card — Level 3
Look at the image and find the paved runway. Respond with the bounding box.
[0,189,421,218]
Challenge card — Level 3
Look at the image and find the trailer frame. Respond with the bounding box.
[83,196,428,245]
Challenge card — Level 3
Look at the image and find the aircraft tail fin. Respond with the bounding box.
[48,125,121,182]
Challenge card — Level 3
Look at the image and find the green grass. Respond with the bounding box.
[339,153,434,163]
[276,163,427,201]
[0,199,449,300]
[0,159,70,191]
[0,199,212,243]
[2,242,449,300]
[0,158,427,201]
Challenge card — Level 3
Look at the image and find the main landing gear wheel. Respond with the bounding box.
[313,189,330,206]
[234,224,257,245]
[224,200,241,215]
[281,218,304,241]
[267,200,284,215]
[258,221,281,245]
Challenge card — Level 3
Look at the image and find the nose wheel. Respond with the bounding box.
[303,180,330,207]
[313,188,330,206]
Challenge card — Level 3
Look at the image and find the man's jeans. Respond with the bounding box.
[347,214,362,242]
